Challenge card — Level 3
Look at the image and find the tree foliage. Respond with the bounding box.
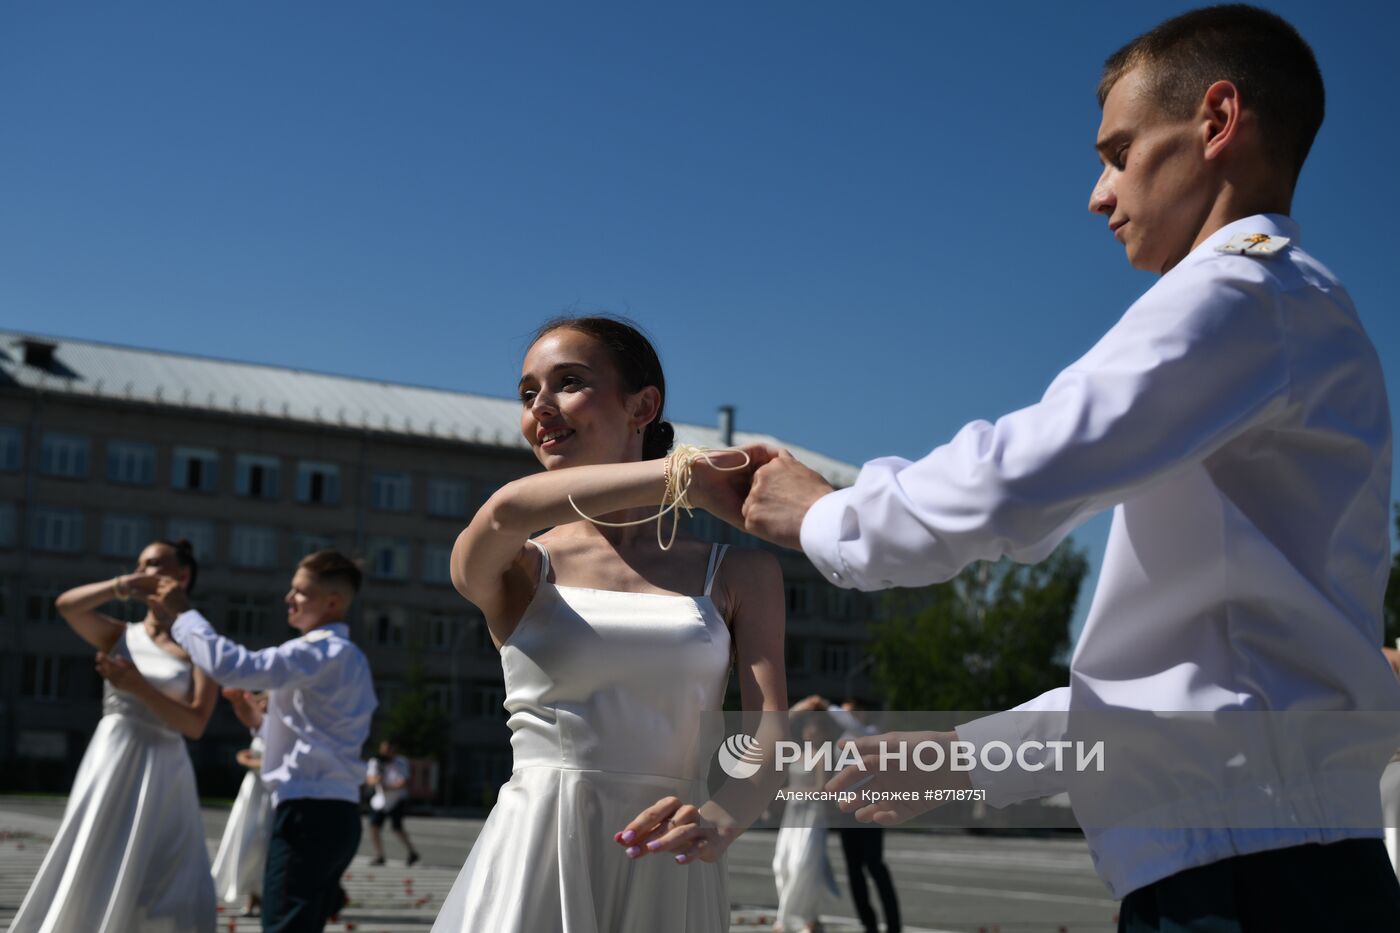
[377,659,449,761]
[870,541,1089,711]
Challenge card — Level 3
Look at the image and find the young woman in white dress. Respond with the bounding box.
[210,693,272,915]
[432,316,788,933]
[10,540,219,933]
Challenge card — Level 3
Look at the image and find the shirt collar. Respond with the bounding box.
[1181,213,1301,268]
[311,621,349,638]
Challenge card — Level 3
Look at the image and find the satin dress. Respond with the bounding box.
[772,761,838,930]
[211,736,272,904]
[8,623,216,933]
[433,542,734,933]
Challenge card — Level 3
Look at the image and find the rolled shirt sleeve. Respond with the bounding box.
[800,271,1292,592]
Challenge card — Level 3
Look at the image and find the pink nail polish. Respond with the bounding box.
[675,854,689,864]
[646,840,662,851]
[620,830,636,844]
[626,845,641,858]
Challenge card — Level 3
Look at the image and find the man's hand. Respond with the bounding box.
[96,652,149,695]
[223,686,264,731]
[825,730,972,825]
[686,444,776,529]
[132,576,192,627]
[741,449,835,550]
[790,694,830,713]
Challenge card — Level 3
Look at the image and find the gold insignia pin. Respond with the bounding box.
[1216,232,1291,257]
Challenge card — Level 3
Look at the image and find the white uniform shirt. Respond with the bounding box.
[367,755,411,812]
[172,611,377,808]
[799,214,1400,897]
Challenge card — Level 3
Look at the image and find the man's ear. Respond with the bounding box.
[1201,79,1242,162]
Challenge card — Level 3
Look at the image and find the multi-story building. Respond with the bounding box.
[0,331,878,804]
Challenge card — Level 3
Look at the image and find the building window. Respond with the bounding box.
[819,640,854,676]
[368,607,406,647]
[369,538,410,580]
[226,594,276,640]
[371,472,412,512]
[26,580,68,623]
[235,454,282,500]
[295,462,340,506]
[423,545,453,585]
[785,582,810,616]
[16,729,67,760]
[425,610,460,651]
[22,655,65,699]
[167,519,217,564]
[172,447,219,493]
[291,533,334,558]
[230,525,278,569]
[0,426,23,471]
[100,514,151,558]
[463,683,506,719]
[0,501,16,548]
[427,683,452,714]
[786,638,808,674]
[106,441,156,486]
[426,479,468,518]
[39,433,89,478]
[99,597,145,624]
[31,507,83,553]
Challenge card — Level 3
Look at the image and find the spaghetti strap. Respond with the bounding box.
[527,538,552,583]
[703,544,730,597]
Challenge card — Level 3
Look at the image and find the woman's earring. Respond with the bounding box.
[637,426,642,435]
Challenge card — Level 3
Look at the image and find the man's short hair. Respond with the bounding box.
[299,549,364,595]
[1098,4,1324,181]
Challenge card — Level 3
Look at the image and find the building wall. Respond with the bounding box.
[0,387,877,805]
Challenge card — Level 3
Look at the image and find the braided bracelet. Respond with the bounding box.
[568,444,750,551]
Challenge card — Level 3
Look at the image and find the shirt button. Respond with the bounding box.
[830,571,842,582]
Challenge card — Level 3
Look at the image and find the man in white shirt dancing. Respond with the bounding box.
[729,5,1400,930]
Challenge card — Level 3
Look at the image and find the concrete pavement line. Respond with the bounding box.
[819,916,958,933]
[726,862,1115,909]
[0,811,60,837]
[895,878,1116,908]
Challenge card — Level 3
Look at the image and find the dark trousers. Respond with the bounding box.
[1119,838,1400,933]
[839,827,901,933]
[262,799,361,933]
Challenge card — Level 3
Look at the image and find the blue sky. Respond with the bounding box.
[2,1,1396,638]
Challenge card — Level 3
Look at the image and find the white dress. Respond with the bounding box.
[8,623,216,933]
[772,762,838,930]
[433,542,733,933]
[210,736,272,904]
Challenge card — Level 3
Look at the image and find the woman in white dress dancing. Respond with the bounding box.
[9,539,218,933]
[210,692,272,916]
[432,316,788,933]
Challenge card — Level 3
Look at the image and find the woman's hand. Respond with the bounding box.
[223,687,264,731]
[686,446,772,529]
[96,652,148,694]
[613,796,733,866]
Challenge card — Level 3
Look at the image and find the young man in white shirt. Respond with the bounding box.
[726,5,1400,930]
[366,738,420,867]
[140,550,377,933]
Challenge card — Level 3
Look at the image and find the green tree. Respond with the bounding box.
[377,660,449,762]
[1385,505,1400,649]
[870,541,1089,711]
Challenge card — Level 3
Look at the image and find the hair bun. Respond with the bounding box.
[644,420,675,460]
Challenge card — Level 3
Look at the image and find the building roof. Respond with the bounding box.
[0,331,859,485]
